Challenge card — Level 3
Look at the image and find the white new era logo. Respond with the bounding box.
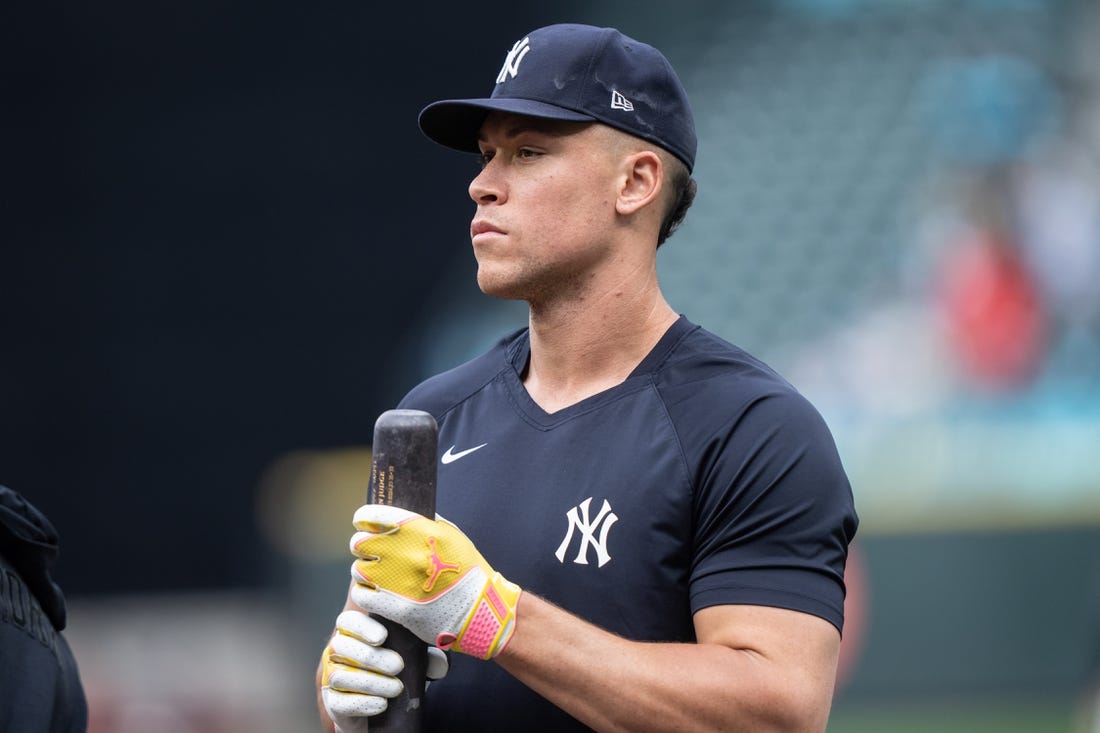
[496,37,531,83]
[611,90,634,111]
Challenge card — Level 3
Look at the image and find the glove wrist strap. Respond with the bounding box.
[446,573,521,660]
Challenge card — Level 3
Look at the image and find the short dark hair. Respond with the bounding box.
[657,161,696,247]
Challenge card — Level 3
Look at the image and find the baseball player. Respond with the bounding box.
[0,484,88,732]
[318,23,858,732]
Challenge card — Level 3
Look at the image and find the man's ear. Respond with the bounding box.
[616,151,664,216]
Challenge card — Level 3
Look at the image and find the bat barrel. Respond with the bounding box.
[368,409,438,732]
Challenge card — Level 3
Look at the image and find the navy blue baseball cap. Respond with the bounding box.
[418,24,697,172]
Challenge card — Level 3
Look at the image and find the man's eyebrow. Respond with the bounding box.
[478,120,574,144]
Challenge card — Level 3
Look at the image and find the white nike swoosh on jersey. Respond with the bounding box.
[441,443,488,464]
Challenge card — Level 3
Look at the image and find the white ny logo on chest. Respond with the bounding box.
[554,497,618,568]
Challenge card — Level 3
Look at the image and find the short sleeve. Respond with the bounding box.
[686,389,858,632]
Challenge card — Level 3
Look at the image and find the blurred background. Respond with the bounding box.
[4,0,1100,730]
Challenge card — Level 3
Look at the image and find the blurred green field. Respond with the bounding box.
[829,698,1080,733]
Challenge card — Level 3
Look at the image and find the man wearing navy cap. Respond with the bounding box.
[317,23,857,731]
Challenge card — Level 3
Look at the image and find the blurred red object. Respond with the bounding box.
[939,231,1047,390]
[836,540,868,691]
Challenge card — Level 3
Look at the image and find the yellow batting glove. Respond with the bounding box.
[348,505,521,660]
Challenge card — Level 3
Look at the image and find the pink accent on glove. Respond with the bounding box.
[455,599,503,658]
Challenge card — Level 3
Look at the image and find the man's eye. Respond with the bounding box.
[478,151,494,168]
[518,148,540,159]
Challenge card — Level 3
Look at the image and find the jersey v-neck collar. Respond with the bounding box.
[502,315,698,428]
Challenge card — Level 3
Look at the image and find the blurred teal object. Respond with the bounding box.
[918,55,1059,163]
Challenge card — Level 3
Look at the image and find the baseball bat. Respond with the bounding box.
[367,408,438,732]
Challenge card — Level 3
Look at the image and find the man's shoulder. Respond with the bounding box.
[654,321,830,435]
[658,322,796,395]
[398,328,527,419]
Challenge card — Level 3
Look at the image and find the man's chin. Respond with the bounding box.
[476,274,529,302]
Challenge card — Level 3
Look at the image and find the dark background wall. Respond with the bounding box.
[1,2,578,594]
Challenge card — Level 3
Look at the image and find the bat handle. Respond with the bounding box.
[367,409,438,732]
[376,618,429,727]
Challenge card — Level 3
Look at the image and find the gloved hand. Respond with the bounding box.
[321,609,449,732]
[348,505,522,660]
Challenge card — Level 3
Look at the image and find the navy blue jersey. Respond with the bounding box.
[399,316,858,731]
[0,486,87,733]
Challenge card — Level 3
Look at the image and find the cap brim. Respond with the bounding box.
[418,98,596,153]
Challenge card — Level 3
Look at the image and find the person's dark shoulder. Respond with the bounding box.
[0,484,67,630]
[654,324,802,411]
[398,328,526,421]
[652,322,844,460]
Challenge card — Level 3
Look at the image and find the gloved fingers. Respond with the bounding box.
[349,511,473,565]
[426,646,449,681]
[329,632,404,677]
[334,609,388,646]
[348,505,425,563]
[350,557,374,587]
[322,685,389,726]
[352,504,421,533]
[349,530,381,563]
[324,659,404,698]
[348,578,408,624]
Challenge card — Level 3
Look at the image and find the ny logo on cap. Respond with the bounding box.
[496,36,531,84]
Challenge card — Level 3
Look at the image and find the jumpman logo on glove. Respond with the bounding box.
[424,536,460,592]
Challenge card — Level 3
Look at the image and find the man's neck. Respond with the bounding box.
[521,283,678,414]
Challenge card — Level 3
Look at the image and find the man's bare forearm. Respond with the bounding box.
[495,593,839,733]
